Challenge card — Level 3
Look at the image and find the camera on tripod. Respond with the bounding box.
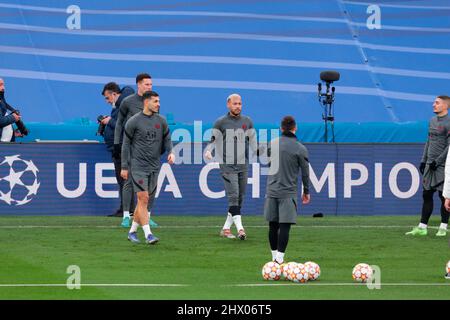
[317,70,340,142]
[96,115,108,136]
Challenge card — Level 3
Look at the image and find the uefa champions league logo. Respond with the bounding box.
[0,155,40,206]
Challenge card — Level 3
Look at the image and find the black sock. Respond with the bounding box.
[277,223,291,253]
[268,222,279,251]
[438,191,450,224]
[420,189,435,225]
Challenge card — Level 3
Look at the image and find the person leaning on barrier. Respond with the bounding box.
[0,78,23,142]
[101,82,135,218]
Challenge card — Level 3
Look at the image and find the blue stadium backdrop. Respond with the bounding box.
[0,0,449,142]
[1,1,449,216]
[0,143,433,216]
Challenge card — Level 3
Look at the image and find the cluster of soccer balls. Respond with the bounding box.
[261,261,320,283]
[263,260,450,283]
[261,261,378,283]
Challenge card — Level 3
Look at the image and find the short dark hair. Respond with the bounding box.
[437,95,450,107]
[281,115,296,132]
[102,82,120,95]
[142,90,159,100]
[136,73,152,84]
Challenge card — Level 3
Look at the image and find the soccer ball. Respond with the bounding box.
[262,261,281,281]
[352,263,373,283]
[281,262,297,280]
[288,263,309,283]
[304,261,321,281]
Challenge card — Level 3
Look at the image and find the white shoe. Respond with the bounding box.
[220,229,236,239]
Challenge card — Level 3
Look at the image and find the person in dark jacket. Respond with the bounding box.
[0,78,22,142]
[101,82,135,222]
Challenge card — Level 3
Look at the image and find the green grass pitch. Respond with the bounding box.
[0,215,448,300]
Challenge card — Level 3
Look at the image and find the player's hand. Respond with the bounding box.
[419,162,426,175]
[445,199,450,212]
[302,193,310,204]
[204,150,212,160]
[167,153,175,165]
[101,116,111,125]
[14,130,24,137]
[444,199,450,211]
[429,161,438,171]
[12,112,21,122]
[120,169,128,180]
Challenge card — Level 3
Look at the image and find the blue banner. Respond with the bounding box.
[0,143,429,216]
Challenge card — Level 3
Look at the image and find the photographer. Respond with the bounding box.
[0,78,24,142]
[101,82,135,220]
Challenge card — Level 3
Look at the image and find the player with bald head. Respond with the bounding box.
[205,93,258,240]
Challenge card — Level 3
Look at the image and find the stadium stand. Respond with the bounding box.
[1,0,449,142]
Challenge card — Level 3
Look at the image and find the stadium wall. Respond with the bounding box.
[0,142,432,216]
[19,120,429,143]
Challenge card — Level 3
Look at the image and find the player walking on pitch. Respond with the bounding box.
[114,73,159,228]
[406,96,450,237]
[264,116,310,264]
[121,91,175,244]
[205,93,259,240]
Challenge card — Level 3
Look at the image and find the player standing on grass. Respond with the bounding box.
[121,91,175,244]
[406,96,450,237]
[442,148,450,279]
[114,73,159,228]
[204,93,259,240]
[264,116,310,264]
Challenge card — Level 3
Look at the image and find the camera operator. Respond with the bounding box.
[101,82,135,219]
[0,78,23,142]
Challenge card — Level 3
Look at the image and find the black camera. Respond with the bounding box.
[11,109,29,136]
[96,115,108,136]
[0,91,29,136]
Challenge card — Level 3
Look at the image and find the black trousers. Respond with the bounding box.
[112,154,124,212]
[268,222,292,253]
[421,189,450,224]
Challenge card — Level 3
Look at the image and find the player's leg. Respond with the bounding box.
[235,171,248,240]
[276,223,292,264]
[275,198,297,264]
[436,191,448,236]
[111,155,124,216]
[264,197,280,261]
[147,200,159,228]
[219,172,239,239]
[269,221,279,261]
[121,177,134,227]
[127,171,147,243]
[406,189,434,235]
[145,169,158,227]
[143,172,159,244]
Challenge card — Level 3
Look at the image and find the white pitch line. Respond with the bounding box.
[0,225,441,229]
[225,283,450,287]
[0,283,188,288]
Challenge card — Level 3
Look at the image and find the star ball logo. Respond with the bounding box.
[0,155,40,206]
